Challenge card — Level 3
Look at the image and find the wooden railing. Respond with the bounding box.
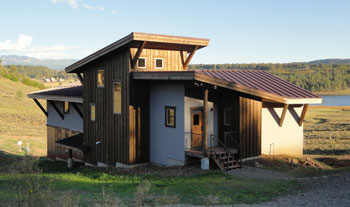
[224,131,242,165]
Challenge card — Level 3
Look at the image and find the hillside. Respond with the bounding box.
[0,76,46,156]
[308,59,350,64]
[0,55,77,70]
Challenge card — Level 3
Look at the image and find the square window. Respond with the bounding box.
[165,106,176,128]
[224,107,231,126]
[113,82,122,114]
[155,58,163,69]
[64,101,70,114]
[90,104,96,121]
[97,70,104,87]
[137,57,146,69]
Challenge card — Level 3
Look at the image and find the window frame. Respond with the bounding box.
[154,58,164,69]
[112,81,122,115]
[90,103,96,122]
[224,107,231,126]
[137,57,147,69]
[63,101,70,114]
[97,69,105,88]
[165,106,176,128]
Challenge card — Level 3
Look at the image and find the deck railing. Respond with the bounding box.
[224,131,242,165]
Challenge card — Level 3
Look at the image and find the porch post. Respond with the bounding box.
[203,88,208,153]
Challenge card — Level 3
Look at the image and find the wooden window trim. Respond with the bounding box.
[97,69,104,88]
[155,58,164,69]
[63,101,70,114]
[112,81,122,115]
[90,103,96,122]
[224,107,231,126]
[165,106,176,128]
[137,57,147,69]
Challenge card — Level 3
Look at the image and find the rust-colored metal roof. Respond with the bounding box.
[27,82,82,102]
[198,70,320,99]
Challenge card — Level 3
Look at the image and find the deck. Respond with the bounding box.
[185,147,238,158]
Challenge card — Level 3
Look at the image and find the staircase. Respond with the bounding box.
[211,148,241,171]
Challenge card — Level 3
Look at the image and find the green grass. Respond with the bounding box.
[0,157,298,206]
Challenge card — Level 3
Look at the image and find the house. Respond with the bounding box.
[28,32,322,170]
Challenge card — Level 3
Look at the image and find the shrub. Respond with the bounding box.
[15,90,24,100]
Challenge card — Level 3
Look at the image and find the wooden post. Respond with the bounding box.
[203,88,208,153]
[279,104,289,127]
[77,73,83,85]
[299,104,309,126]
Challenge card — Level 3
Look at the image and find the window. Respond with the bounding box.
[165,106,176,128]
[90,104,96,121]
[224,107,231,126]
[97,69,104,87]
[113,82,122,114]
[63,101,70,114]
[155,58,163,69]
[193,114,200,125]
[137,57,146,69]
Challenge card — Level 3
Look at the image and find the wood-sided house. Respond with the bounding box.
[28,32,322,170]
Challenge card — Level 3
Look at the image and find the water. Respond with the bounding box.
[319,95,350,106]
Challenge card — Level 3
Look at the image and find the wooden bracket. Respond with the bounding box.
[279,104,289,127]
[72,102,83,119]
[77,73,83,85]
[33,99,48,117]
[183,45,199,70]
[299,104,309,126]
[130,41,147,69]
[48,100,64,120]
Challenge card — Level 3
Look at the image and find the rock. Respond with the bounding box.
[254,161,263,168]
[291,158,299,165]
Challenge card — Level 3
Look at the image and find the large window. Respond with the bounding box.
[155,58,163,69]
[224,107,231,126]
[113,82,122,114]
[63,101,70,114]
[90,104,96,121]
[97,69,104,87]
[165,106,176,128]
[137,57,146,69]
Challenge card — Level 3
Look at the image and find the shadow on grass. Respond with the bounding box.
[0,150,24,172]
[304,149,350,155]
[316,157,350,168]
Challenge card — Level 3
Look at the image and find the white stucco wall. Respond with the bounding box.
[149,84,185,166]
[261,106,304,156]
[47,101,83,132]
[184,97,218,148]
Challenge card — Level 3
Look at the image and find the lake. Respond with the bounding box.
[319,95,350,106]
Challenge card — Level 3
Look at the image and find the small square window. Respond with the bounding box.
[165,106,176,128]
[64,101,70,114]
[224,107,231,126]
[90,104,96,121]
[97,69,104,87]
[137,57,146,69]
[155,58,163,69]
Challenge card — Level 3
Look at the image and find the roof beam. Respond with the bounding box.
[131,41,146,69]
[279,104,289,127]
[72,102,83,119]
[77,73,83,85]
[299,104,309,126]
[48,100,64,120]
[33,99,47,117]
[183,45,199,70]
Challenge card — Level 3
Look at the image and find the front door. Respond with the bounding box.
[191,108,203,148]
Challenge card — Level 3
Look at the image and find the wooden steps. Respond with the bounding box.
[211,149,240,171]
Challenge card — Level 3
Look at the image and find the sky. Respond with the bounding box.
[0,0,349,64]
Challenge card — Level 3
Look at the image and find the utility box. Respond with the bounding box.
[201,158,209,170]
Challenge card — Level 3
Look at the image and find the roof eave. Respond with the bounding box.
[27,94,83,103]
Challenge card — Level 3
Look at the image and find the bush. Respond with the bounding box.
[15,90,24,100]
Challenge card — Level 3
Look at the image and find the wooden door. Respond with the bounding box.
[191,108,203,148]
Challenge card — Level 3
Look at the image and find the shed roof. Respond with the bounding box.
[27,82,83,103]
[132,70,322,104]
[66,32,209,73]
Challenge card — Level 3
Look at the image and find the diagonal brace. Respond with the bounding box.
[131,41,147,69]
[33,99,48,117]
[48,100,64,120]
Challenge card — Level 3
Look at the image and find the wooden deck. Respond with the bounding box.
[185,147,238,158]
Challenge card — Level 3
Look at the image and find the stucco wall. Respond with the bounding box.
[47,101,83,133]
[149,84,185,166]
[261,106,304,156]
[184,97,218,148]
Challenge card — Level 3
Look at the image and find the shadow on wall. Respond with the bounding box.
[267,106,301,126]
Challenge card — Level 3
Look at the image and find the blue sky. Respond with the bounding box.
[0,0,349,63]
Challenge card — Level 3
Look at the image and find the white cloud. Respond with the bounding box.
[52,0,78,9]
[98,6,104,11]
[0,34,33,51]
[112,11,117,15]
[83,4,95,10]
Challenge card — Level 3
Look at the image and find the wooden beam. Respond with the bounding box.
[72,102,83,119]
[48,100,64,120]
[33,99,47,117]
[77,73,83,85]
[299,104,309,126]
[203,88,208,153]
[183,45,199,70]
[279,104,289,127]
[131,41,146,69]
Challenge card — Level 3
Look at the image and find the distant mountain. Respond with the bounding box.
[307,59,350,64]
[0,55,78,70]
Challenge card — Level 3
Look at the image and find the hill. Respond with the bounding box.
[0,76,46,156]
[308,59,350,64]
[0,55,77,70]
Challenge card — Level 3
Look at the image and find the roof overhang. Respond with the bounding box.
[27,93,83,103]
[66,32,210,73]
[131,71,322,105]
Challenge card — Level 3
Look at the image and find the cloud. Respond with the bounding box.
[83,4,95,10]
[52,0,78,9]
[0,35,33,51]
[98,6,104,11]
[112,11,117,15]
